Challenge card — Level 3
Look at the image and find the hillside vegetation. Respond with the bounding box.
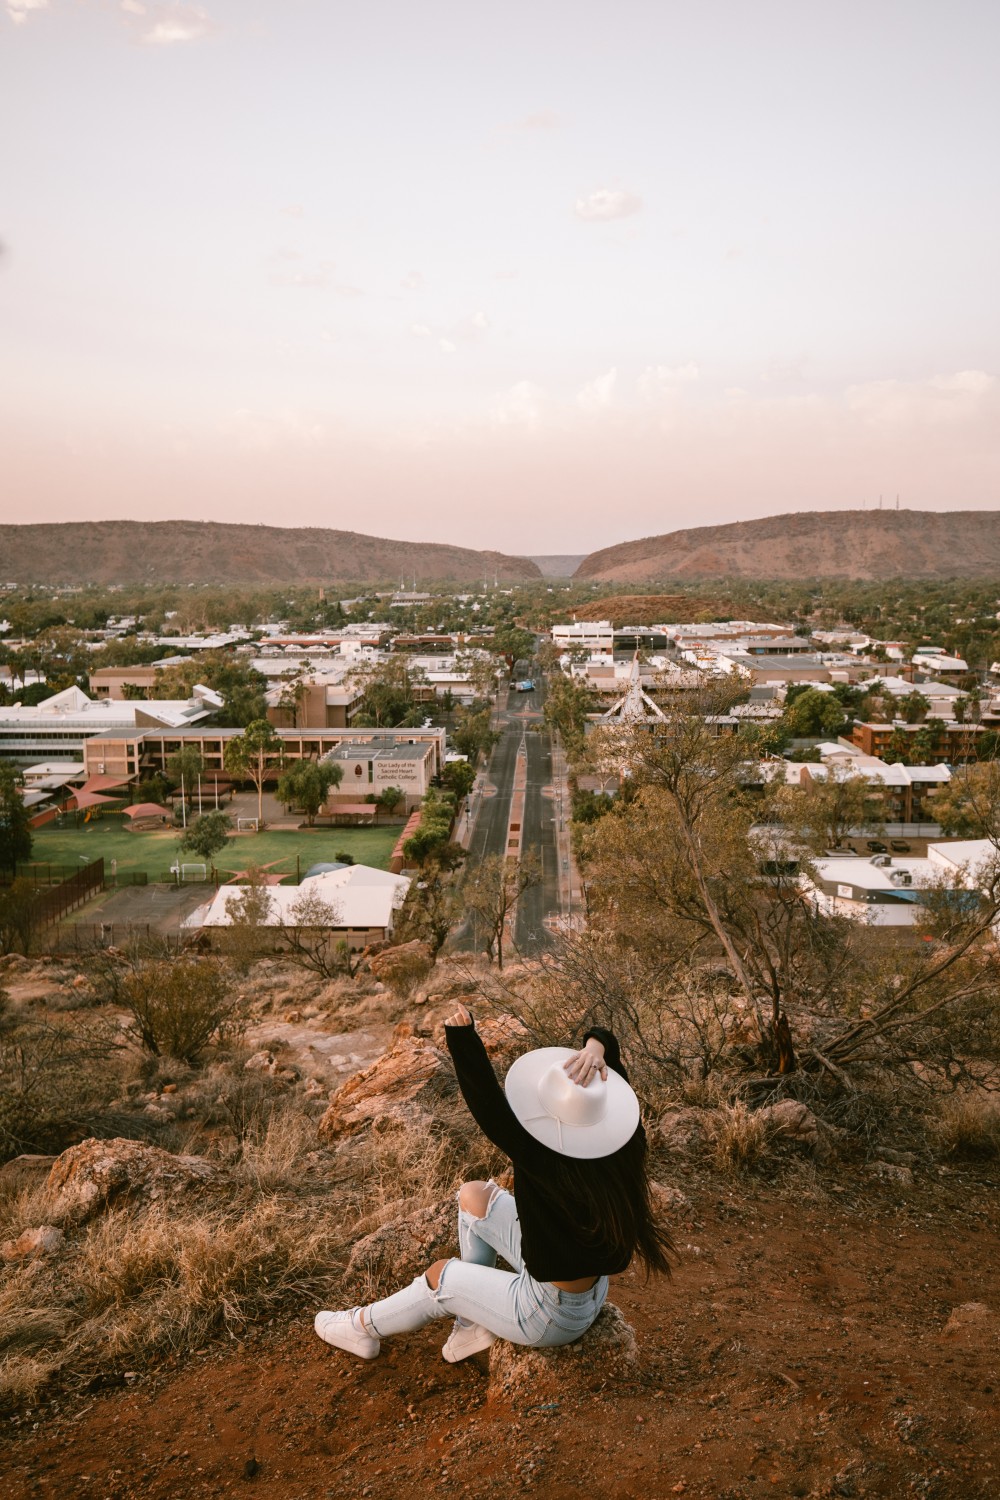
[575,509,1000,582]
[0,522,541,587]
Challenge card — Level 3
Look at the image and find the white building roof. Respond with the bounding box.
[184,863,410,932]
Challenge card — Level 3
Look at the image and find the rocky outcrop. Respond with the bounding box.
[1,1225,64,1261]
[368,941,434,990]
[488,1303,640,1400]
[345,1198,456,1292]
[42,1138,217,1225]
[316,1035,456,1140]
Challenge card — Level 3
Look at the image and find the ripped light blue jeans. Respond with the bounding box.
[365,1185,608,1347]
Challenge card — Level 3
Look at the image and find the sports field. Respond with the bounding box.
[26,821,399,883]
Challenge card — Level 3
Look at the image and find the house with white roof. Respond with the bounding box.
[182,862,411,951]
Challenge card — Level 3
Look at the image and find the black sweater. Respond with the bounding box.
[444,1021,639,1282]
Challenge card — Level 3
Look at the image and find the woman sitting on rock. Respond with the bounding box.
[314,1004,673,1363]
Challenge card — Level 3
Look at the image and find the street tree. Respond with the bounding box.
[543,676,593,759]
[781,687,846,738]
[276,759,343,826]
[223,719,284,827]
[451,706,500,764]
[464,852,541,972]
[0,764,32,877]
[776,768,885,852]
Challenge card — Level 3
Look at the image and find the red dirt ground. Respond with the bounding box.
[3,1167,998,1500]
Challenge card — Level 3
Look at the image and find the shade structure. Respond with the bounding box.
[78,774,132,794]
[71,790,119,810]
[123,803,172,820]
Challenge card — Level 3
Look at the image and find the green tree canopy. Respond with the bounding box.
[179,809,233,861]
[223,719,284,827]
[0,765,32,877]
[276,759,343,826]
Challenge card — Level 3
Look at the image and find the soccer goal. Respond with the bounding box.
[236,818,259,833]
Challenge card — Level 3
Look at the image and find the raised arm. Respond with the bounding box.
[443,1007,544,1162]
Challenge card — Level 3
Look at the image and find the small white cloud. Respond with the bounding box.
[469,310,489,331]
[574,188,642,222]
[142,3,213,46]
[7,0,47,23]
[121,0,146,14]
[281,204,305,219]
[577,367,617,412]
[493,269,519,280]
[636,363,699,403]
[847,370,997,428]
[409,323,431,338]
[439,339,457,355]
[492,381,545,431]
[401,270,423,291]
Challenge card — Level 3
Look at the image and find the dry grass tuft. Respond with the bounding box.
[930,1093,1000,1160]
[712,1101,774,1175]
[0,1195,342,1413]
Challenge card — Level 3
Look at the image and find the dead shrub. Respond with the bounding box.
[931,1094,1000,1160]
[0,1015,123,1163]
[712,1101,774,1175]
[96,950,246,1064]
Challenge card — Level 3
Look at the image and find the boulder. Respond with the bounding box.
[650,1181,692,1217]
[941,1302,997,1344]
[0,1154,58,1194]
[244,1050,276,1074]
[1,1225,64,1261]
[345,1197,456,1293]
[654,1106,715,1157]
[368,940,434,992]
[488,1303,640,1401]
[42,1138,216,1225]
[867,1160,914,1188]
[317,1035,455,1140]
[758,1099,819,1145]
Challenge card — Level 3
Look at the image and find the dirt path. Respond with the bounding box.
[3,1169,997,1499]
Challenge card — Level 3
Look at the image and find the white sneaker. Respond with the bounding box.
[442,1321,496,1363]
[314,1308,381,1360]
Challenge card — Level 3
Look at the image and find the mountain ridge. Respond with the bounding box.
[0,521,542,587]
[574,510,1000,581]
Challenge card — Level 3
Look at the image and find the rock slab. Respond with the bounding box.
[488,1302,640,1401]
[42,1138,216,1225]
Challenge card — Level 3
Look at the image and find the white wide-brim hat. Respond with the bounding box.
[504,1046,640,1159]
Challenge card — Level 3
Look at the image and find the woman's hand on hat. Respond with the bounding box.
[563,1038,607,1087]
[445,1004,473,1028]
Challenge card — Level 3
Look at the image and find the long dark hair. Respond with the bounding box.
[547,1128,675,1279]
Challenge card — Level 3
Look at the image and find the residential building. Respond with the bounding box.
[850,720,989,765]
[182,863,410,951]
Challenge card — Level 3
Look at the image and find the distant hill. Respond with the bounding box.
[575,510,1000,582]
[561,594,723,626]
[0,521,542,587]
[529,555,587,578]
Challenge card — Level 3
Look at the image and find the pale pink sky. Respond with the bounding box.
[2,1,999,552]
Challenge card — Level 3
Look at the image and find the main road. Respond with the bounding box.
[453,667,562,960]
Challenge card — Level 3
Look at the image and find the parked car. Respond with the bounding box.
[866,839,888,853]
[890,839,911,852]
